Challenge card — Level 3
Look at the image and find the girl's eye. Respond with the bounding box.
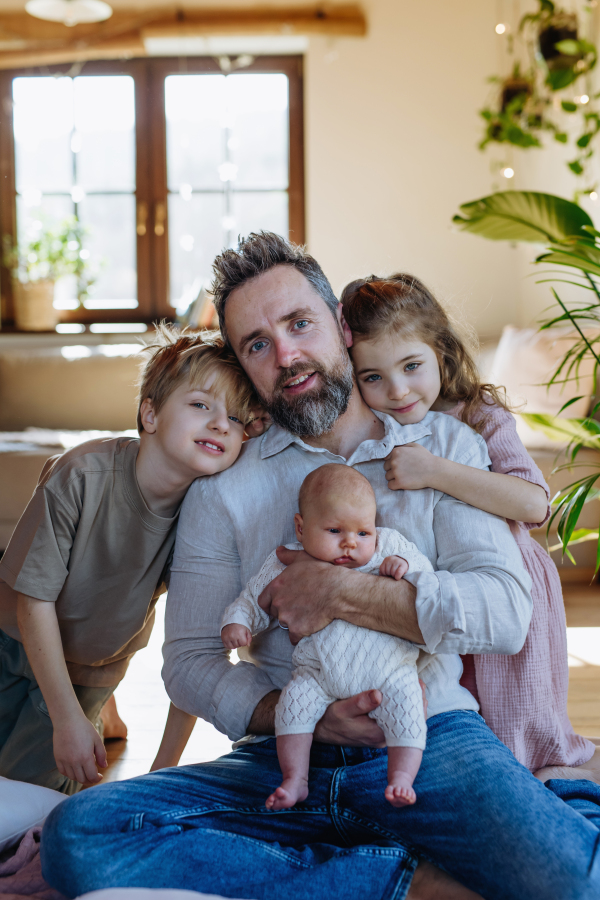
[228,415,241,424]
[294,319,309,330]
[192,402,208,410]
[405,362,420,372]
[364,374,382,383]
[250,340,267,354]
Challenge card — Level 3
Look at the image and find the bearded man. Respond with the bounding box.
[42,233,600,900]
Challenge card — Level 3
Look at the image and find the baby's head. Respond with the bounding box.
[295,464,377,568]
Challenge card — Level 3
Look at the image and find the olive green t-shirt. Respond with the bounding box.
[0,437,178,686]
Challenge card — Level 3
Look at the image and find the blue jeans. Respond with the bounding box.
[41,711,600,900]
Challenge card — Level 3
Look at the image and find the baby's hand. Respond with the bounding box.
[383,443,437,491]
[379,555,409,580]
[221,623,252,649]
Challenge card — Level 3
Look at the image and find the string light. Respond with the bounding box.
[495,23,506,34]
[580,94,590,104]
[502,167,515,178]
[590,191,598,201]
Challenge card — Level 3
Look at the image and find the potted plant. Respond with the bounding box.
[453,189,600,568]
[480,67,543,151]
[521,1,597,91]
[3,217,94,331]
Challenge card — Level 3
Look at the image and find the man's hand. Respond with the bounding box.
[379,555,409,580]
[384,443,439,491]
[245,410,272,439]
[221,623,252,649]
[258,547,342,643]
[315,691,386,747]
[53,712,107,786]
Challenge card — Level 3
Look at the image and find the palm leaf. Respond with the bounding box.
[521,413,600,448]
[453,191,593,243]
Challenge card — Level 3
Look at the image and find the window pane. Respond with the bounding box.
[168,193,225,311]
[13,77,73,193]
[78,195,137,307]
[227,75,289,189]
[74,76,135,192]
[165,75,225,191]
[232,191,288,240]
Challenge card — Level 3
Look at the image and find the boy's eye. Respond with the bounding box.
[250,340,267,354]
[364,374,382,383]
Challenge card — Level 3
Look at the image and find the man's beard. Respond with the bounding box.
[260,353,354,438]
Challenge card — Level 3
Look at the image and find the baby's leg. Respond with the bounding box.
[266,733,313,811]
[385,745,423,807]
[270,665,333,811]
[369,664,427,807]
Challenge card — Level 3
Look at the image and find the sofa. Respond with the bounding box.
[0,328,598,575]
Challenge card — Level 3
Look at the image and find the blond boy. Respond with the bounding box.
[0,327,256,794]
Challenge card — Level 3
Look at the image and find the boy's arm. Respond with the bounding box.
[17,594,107,786]
[150,702,197,771]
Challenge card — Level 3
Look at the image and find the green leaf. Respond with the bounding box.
[554,40,581,56]
[561,101,578,113]
[453,192,593,243]
[569,160,585,175]
[548,68,579,91]
[548,528,600,552]
[577,134,593,149]
[520,413,600,448]
[555,132,569,143]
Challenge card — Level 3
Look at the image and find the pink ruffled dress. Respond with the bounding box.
[443,401,595,771]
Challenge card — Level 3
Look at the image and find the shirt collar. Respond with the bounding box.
[260,409,433,463]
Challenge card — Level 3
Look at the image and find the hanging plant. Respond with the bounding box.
[479,0,599,189]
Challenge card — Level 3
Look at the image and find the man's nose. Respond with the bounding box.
[274,336,302,370]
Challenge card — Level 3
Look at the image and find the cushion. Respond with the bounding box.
[0,776,66,854]
[490,326,597,450]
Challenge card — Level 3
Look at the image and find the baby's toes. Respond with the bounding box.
[385,784,416,807]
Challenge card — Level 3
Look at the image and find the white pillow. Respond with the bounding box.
[77,892,246,900]
[490,326,596,450]
[0,776,67,854]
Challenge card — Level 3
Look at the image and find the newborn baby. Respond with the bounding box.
[221,464,433,811]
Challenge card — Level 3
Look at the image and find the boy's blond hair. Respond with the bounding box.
[137,323,258,432]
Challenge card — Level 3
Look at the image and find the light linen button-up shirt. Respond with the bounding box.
[163,410,532,742]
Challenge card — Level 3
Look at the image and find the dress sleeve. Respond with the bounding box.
[221,556,279,634]
[478,405,551,529]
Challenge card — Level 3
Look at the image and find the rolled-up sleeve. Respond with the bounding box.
[403,441,533,656]
[162,479,277,742]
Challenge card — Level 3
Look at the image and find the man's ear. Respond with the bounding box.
[294,513,303,541]
[139,398,157,434]
[337,302,353,348]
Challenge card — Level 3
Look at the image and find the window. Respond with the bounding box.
[0,57,304,329]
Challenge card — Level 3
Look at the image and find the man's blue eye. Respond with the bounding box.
[365,374,381,383]
[250,341,266,353]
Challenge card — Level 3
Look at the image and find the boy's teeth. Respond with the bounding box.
[200,441,221,451]
[288,373,311,386]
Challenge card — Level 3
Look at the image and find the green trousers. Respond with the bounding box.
[0,628,114,795]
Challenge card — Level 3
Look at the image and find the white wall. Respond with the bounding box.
[303,0,522,340]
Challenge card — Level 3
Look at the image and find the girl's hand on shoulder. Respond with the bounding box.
[245,409,272,439]
[379,555,409,580]
[383,443,439,491]
[221,623,252,649]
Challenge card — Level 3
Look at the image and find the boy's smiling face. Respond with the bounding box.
[141,374,246,481]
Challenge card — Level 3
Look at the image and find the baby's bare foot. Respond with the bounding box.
[100,695,128,740]
[266,778,309,811]
[385,780,417,808]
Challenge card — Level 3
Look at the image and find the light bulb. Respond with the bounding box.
[590,191,598,201]
[495,23,506,34]
[581,94,590,104]
[502,167,515,179]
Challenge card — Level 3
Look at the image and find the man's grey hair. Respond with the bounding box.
[211,232,338,344]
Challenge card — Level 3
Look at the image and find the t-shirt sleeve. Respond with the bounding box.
[0,482,78,602]
[479,405,551,529]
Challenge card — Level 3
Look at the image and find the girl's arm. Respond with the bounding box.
[150,702,197,771]
[384,444,548,524]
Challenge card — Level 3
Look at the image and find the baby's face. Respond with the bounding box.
[295,497,377,568]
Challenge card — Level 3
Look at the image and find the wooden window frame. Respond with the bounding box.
[0,55,304,329]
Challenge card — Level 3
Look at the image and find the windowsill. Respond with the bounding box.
[0,331,150,350]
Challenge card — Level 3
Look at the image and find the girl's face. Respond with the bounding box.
[352,332,442,425]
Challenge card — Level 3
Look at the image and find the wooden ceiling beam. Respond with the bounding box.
[0,5,366,70]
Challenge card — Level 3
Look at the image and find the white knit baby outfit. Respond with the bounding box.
[221,527,433,750]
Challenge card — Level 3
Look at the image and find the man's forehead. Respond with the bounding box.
[225,266,325,334]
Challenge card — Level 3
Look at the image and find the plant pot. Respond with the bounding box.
[13,280,59,331]
[539,14,578,62]
[501,78,532,112]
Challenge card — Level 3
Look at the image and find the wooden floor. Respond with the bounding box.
[104,586,600,782]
